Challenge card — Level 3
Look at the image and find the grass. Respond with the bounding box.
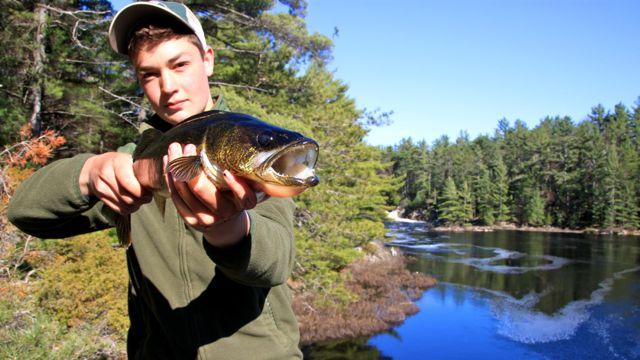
[0,281,124,359]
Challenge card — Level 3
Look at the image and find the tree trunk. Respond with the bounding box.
[28,3,47,136]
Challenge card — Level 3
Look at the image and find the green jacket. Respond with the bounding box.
[8,96,302,359]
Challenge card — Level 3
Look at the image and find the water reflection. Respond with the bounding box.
[389,223,640,315]
[302,337,391,360]
[491,266,640,344]
[305,222,640,359]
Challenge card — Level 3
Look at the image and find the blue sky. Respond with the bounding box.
[111,0,640,146]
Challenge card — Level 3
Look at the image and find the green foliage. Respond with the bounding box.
[387,100,640,230]
[459,181,473,223]
[524,188,546,226]
[0,280,123,359]
[0,1,140,154]
[38,231,128,339]
[438,177,463,225]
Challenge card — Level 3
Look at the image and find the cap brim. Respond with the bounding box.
[108,2,193,55]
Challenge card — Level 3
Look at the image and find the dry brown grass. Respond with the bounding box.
[293,243,436,344]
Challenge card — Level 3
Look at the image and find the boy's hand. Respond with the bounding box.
[79,152,152,215]
[164,143,257,248]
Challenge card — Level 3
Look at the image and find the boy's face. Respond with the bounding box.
[133,37,214,125]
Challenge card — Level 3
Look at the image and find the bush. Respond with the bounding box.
[38,231,128,339]
[0,279,122,359]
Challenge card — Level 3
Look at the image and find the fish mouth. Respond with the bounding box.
[258,139,319,187]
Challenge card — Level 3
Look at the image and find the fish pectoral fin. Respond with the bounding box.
[168,155,201,182]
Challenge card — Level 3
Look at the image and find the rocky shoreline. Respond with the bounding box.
[388,210,640,236]
[431,223,640,236]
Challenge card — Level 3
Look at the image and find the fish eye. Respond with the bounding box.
[257,132,275,147]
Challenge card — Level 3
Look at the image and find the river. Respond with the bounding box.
[303,221,640,359]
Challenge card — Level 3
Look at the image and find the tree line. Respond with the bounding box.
[386,102,640,230]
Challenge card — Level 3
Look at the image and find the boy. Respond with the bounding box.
[8,2,302,359]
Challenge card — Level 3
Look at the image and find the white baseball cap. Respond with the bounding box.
[109,1,208,55]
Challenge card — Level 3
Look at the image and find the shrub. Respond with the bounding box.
[0,279,123,359]
[38,231,128,339]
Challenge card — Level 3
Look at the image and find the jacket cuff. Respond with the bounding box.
[68,153,99,207]
[201,205,292,288]
[201,211,256,276]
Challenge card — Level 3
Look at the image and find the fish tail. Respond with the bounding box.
[116,214,132,247]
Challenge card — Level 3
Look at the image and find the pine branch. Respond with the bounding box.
[63,58,126,65]
[103,109,139,129]
[98,87,149,111]
[42,110,94,118]
[209,81,274,94]
[39,4,110,19]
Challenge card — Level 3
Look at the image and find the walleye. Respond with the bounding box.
[116,110,320,245]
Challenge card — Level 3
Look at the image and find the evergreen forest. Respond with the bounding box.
[387,103,640,230]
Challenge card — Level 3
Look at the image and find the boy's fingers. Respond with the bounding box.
[189,173,221,212]
[174,178,215,223]
[171,174,218,227]
[165,142,250,225]
[224,171,257,210]
[113,154,147,199]
[166,169,198,225]
[94,173,136,209]
[168,142,183,162]
[165,149,219,226]
[184,143,197,155]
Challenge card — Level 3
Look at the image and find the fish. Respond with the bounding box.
[116,110,320,245]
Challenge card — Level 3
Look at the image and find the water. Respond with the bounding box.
[305,222,640,359]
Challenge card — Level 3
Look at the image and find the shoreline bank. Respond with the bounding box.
[292,242,436,345]
[430,223,640,236]
[387,211,640,236]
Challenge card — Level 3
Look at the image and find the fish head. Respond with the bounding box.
[206,115,320,197]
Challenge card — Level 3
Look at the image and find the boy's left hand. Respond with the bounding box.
[164,142,258,247]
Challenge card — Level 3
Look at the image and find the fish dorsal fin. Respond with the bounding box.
[134,128,163,160]
[168,156,201,182]
[175,110,225,127]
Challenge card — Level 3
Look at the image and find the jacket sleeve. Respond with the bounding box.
[202,197,296,288]
[7,154,118,239]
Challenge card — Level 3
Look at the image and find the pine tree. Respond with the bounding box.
[524,188,546,226]
[459,180,474,224]
[600,146,619,228]
[439,177,463,225]
[474,164,495,225]
[492,154,511,223]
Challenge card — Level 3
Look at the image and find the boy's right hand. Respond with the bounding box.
[79,152,152,215]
